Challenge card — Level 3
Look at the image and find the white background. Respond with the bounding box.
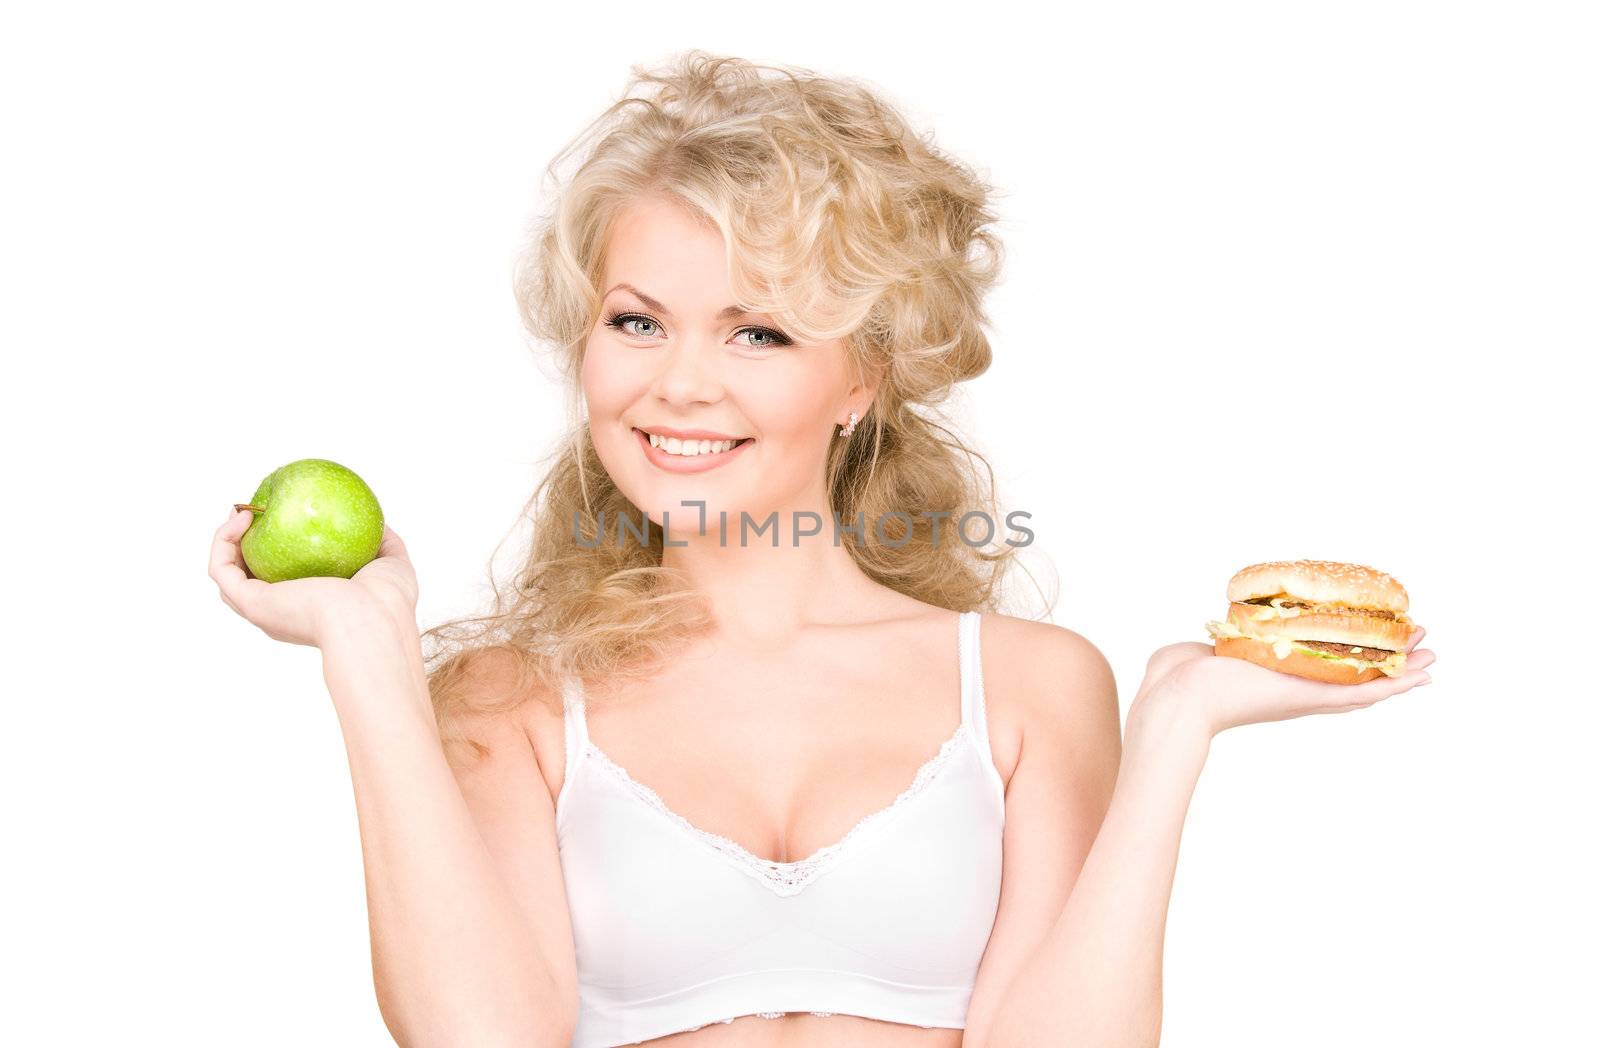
[4,1,1595,1044]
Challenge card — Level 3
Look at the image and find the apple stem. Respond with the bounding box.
[234,503,264,514]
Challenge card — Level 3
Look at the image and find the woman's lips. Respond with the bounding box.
[634,428,754,474]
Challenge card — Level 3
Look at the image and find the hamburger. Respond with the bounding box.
[1204,559,1414,684]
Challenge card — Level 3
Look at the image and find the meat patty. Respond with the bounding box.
[1297,639,1396,658]
[1242,597,1399,620]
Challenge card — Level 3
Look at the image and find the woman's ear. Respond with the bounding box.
[849,361,886,417]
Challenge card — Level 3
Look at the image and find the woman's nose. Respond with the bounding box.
[651,337,727,406]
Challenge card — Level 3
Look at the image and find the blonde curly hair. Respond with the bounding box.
[422,50,1036,753]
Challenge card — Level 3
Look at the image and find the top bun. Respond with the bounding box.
[1226,559,1409,613]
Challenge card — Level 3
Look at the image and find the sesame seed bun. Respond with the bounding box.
[1226,559,1408,613]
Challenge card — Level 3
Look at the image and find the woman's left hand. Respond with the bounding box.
[1131,627,1435,740]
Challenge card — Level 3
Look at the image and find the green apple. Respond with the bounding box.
[236,459,385,582]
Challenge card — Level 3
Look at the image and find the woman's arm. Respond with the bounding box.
[209,513,575,1044]
[979,632,1433,1048]
[321,612,574,1048]
[979,692,1209,1048]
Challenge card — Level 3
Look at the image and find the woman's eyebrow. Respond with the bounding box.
[605,283,756,320]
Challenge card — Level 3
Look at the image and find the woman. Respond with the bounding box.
[207,51,1435,1048]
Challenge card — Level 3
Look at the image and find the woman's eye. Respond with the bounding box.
[735,328,786,348]
[604,312,791,348]
[610,315,659,338]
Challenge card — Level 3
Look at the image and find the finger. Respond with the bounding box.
[1344,667,1432,707]
[209,509,249,578]
[216,505,258,542]
[212,506,246,543]
[1274,663,1422,711]
[1405,625,1426,652]
[210,508,265,604]
[1406,647,1435,671]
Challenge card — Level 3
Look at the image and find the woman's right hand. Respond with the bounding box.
[208,506,419,648]
[1131,627,1435,740]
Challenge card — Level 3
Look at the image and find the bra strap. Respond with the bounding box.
[958,612,979,729]
[960,610,1006,810]
[563,676,590,774]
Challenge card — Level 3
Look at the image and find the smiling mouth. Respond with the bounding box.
[633,428,754,457]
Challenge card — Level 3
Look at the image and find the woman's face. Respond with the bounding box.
[582,195,873,537]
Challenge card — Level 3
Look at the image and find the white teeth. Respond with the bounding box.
[646,432,743,456]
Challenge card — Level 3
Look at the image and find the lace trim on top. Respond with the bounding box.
[629,1010,938,1042]
[582,721,972,898]
[644,1010,940,1042]
[673,1011,834,1036]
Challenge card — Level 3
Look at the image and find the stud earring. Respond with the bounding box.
[838,411,858,438]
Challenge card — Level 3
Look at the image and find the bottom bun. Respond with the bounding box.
[1213,635,1391,685]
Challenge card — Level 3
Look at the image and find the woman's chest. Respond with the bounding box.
[551,716,1004,1046]
[524,643,1021,859]
[530,611,1022,1047]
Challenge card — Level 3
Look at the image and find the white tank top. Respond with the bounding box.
[554,610,1006,1047]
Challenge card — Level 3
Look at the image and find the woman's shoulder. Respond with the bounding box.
[433,649,572,804]
[979,611,1109,670]
[975,612,1118,779]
